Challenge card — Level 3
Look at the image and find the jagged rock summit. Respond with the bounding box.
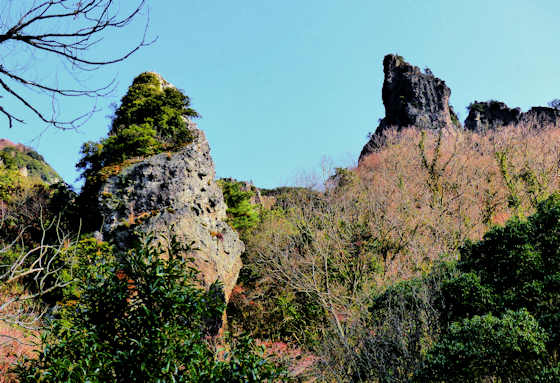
[465,101,560,132]
[359,54,459,162]
[96,100,244,302]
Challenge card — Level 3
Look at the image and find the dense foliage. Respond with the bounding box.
[77,72,199,179]
[8,106,560,381]
[422,193,560,380]
[76,72,199,232]
[217,179,259,235]
[417,309,553,382]
[0,149,75,246]
[14,237,286,382]
[0,146,60,184]
[358,194,560,381]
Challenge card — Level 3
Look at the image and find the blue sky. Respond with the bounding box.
[3,0,560,189]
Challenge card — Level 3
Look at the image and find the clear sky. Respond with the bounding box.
[3,0,560,190]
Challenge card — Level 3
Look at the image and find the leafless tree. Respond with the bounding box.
[0,0,151,129]
[0,207,79,349]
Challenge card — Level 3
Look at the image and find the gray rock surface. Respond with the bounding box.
[97,127,244,301]
[360,54,459,162]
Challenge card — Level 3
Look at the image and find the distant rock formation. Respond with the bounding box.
[97,126,244,302]
[464,101,522,132]
[360,54,459,162]
[523,107,560,128]
[465,101,560,132]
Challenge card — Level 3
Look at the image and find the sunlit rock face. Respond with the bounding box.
[98,126,244,302]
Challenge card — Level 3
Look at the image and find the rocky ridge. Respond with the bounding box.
[465,101,560,132]
[360,55,560,163]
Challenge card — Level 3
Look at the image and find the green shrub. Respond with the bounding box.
[410,193,560,381]
[77,72,198,177]
[217,179,259,235]
[416,309,550,382]
[14,236,286,382]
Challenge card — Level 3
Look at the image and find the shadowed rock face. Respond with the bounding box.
[524,107,560,127]
[464,101,522,132]
[360,54,459,162]
[465,101,560,132]
[97,127,244,302]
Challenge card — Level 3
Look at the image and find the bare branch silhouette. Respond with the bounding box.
[0,0,152,130]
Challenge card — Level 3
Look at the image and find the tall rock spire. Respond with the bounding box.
[359,54,459,162]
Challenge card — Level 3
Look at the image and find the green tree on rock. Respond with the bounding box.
[76,72,199,232]
[218,179,259,235]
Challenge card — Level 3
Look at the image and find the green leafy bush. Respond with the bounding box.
[77,72,198,178]
[452,193,560,349]
[417,309,550,382]
[14,236,286,382]
[408,193,560,381]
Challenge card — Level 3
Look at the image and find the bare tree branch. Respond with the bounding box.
[0,0,152,130]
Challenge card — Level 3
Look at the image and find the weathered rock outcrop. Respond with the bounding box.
[97,127,244,301]
[465,101,560,132]
[359,54,459,162]
[464,101,522,132]
[524,107,560,127]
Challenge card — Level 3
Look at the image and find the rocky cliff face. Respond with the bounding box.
[97,127,244,301]
[465,101,560,131]
[360,54,459,162]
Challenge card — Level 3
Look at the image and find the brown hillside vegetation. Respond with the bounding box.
[232,121,560,380]
[356,122,560,279]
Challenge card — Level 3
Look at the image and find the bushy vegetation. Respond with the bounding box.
[0,148,75,246]
[217,179,259,236]
[78,72,199,179]
[354,194,560,381]
[13,237,286,382]
[422,193,560,380]
[0,146,60,184]
[7,90,560,381]
[76,72,199,232]
[417,309,552,382]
